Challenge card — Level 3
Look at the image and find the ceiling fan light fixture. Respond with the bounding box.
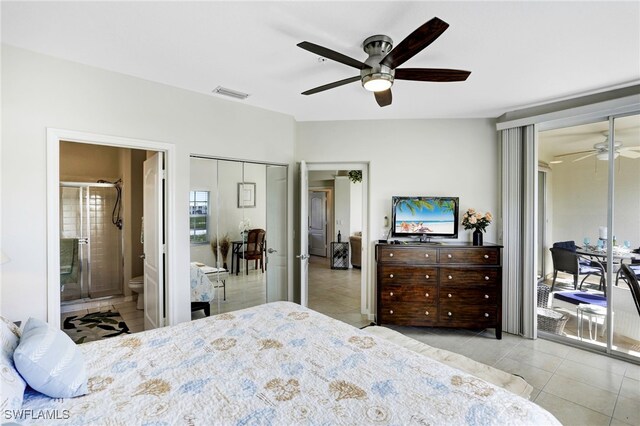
[362,73,393,92]
[596,152,619,161]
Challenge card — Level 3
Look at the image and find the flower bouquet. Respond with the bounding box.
[461,208,492,246]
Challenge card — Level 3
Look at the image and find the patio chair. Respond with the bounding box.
[549,246,604,293]
[618,264,640,316]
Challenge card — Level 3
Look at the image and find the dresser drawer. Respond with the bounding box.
[438,306,498,326]
[378,303,438,326]
[377,246,437,264]
[379,266,438,284]
[380,284,438,303]
[438,248,500,265]
[438,286,498,305]
[439,268,499,286]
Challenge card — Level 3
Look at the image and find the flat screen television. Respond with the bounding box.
[391,196,459,238]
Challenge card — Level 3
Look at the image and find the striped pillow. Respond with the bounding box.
[13,318,87,398]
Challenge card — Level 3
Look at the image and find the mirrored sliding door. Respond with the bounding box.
[189,156,288,317]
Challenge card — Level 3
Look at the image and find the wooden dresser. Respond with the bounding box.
[376,243,503,339]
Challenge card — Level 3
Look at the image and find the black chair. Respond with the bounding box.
[236,229,266,275]
[549,247,604,293]
[615,258,640,287]
[619,264,640,316]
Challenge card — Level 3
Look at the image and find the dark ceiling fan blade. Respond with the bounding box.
[301,76,361,95]
[297,41,368,70]
[374,89,392,107]
[395,68,471,82]
[380,17,449,69]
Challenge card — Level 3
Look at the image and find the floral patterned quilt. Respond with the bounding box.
[21,302,559,425]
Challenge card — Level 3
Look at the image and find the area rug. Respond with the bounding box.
[62,310,130,344]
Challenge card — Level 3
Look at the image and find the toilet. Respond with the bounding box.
[129,275,144,310]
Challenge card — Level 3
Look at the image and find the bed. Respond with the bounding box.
[20,302,559,425]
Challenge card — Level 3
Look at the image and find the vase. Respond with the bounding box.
[473,229,483,246]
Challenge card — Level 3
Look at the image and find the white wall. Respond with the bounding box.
[350,181,363,235]
[296,118,499,311]
[333,176,350,242]
[0,46,295,323]
[551,157,640,249]
[296,119,500,243]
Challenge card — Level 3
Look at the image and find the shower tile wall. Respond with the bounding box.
[60,185,123,301]
[88,187,123,298]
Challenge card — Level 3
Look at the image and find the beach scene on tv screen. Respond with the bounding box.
[395,199,456,234]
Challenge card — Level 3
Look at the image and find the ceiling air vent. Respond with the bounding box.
[212,86,250,100]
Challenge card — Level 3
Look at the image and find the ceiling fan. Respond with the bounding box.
[297,17,471,107]
[552,134,640,163]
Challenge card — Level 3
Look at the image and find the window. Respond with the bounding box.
[189,191,209,244]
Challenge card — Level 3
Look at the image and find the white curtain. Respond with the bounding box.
[500,125,537,337]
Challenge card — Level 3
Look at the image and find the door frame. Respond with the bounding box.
[303,162,370,318]
[46,128,176,328]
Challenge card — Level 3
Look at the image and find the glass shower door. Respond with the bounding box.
[60,185,88,301]
[60,183,123,302]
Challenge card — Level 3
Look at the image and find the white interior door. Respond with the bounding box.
[309,191,327,257]
[143,152,164,330]
[266,165,288,302]
[299,161,309,307]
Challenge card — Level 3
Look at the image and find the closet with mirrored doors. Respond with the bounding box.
[189,157,288,317]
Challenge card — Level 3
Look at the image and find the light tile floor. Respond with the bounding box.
[386,323,639,425]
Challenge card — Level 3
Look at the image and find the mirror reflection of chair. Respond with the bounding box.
[236,229,266,275]
[549,241,604,293]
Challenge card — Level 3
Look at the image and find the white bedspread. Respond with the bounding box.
[21,302,559,425]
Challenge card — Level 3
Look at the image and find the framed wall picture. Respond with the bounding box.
[237,182,256,208]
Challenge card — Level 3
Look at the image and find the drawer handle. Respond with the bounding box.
[485,276,490,281]
[425,293,429,298]
[425,311,429,316]
[389,292,394,296]
[425,253,430,258]
[448,312,452,317]
[389,274,394,278]
[448,275,453,280]
[448,293,452,298]
[484,294,489,299]
[425,274,430,279]
[389,310,394,314]
[484,313,489,318]
[389,253,394,257]
[447,254,452,259]
[484,254,489,259]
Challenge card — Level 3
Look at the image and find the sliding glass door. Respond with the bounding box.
[537,112,639,361]
[611,114,640,358]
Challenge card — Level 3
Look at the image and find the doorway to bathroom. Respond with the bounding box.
[46,128,176,340]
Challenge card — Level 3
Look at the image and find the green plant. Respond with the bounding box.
[348,170,362,183]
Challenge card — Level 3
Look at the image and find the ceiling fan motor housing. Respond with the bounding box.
[361,35,395,90]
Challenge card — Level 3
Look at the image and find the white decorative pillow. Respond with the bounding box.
[1,315,26,412]
[13,317,88,398]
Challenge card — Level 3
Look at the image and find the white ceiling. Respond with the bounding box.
[2,1,639,122]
